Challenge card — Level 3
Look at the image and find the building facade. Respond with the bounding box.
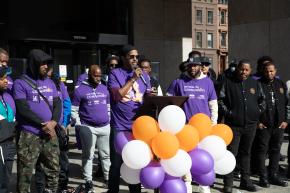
[228,0,289,81]
[192,0,228,74]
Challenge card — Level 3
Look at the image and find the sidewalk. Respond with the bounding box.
[9,130,290,193]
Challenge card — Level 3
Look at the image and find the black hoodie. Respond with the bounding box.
[26,49,53,80]
[14,49,61,128]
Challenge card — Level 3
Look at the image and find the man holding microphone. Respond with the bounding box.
[107,45,151,193]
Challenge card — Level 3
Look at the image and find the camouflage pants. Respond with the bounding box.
[17,131,60,193]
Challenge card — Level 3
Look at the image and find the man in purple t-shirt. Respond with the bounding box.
[107,45,151,193]
[13,49,62,193]
[72,65,111,192]
[167,57,218,124]
[166,56,218,193]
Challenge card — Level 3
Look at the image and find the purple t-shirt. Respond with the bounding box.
[13,76,59,135]
[167,76,217,121]
[108,68,151,131]
[72,82,110,127]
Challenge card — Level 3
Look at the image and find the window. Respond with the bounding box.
[207,33,213,48]
[220,32,227,47]
[196,10,202,24]
[220,10,226,25]
[206,0,213,2]
[218,0,228,4]
[196,32,202,48]
[207,11,213,24]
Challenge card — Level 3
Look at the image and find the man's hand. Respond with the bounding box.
[132,67,142,81]
[42,120,57,138]
[279,122,288,129]
[258,123,267,129]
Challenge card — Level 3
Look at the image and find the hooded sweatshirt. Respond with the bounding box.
[13,49,62,135]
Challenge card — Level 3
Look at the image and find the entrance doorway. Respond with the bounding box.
[8,40,120,94]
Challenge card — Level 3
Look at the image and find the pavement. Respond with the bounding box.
[8,129,290,193]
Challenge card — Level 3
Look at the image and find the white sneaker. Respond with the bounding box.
[198,186,211,193]
[185,181,192,193]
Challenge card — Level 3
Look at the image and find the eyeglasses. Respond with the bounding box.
[109,63,117,68]
[127,55,139,60]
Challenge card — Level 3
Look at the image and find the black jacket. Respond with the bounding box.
[258,77,290,127]
[218,76,266,127]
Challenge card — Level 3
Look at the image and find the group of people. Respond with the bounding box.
[0,45,289,193]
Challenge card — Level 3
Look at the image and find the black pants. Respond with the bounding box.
[224,125,257,187]
[107,128,141,193]
[255,126,285,176]
[35,150,69,193]
[0,142,16,193]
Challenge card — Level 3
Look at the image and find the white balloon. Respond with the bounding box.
[199,135,227,161]
[158,105,186,134]
[122,140,152,169]
[214,150,236,175]
[160,149,192,177]
[120,163,141,184]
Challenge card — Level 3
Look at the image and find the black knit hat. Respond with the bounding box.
[120,45,137,56]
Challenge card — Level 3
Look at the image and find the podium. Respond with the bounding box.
[134,96,188,120]
[134,96,188,193]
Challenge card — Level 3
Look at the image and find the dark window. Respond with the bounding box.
[196,10,203,24]
[218,0,228,4]
[207,11,213,24]
[196,32,202,48]
[220,10,226,25]
[220,32,227,47]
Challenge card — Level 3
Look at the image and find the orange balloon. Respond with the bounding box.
[188,113,212,140]
[151,131,179,159]
[211,124,233,145]
[132,116,160,144]
[176,124,199,152]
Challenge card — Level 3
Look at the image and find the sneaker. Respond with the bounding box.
[269,174,288,187]
[102,180,109,189]
[198,185,211,193]
[223,186,232,193]
[85,181,95,193]
[185,181,192,193]
[240,180,257,192]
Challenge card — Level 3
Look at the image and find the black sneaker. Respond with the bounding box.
[240,181,257,192]
[259,177,270,188]
[223,186,232,193]
[85,181,95,193]
[269,175,288,187]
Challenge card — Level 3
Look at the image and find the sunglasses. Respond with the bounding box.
[127,55,139,60]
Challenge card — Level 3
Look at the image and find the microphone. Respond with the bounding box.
[133,65,147,86]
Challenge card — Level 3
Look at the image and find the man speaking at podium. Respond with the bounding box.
[107,45,151,193]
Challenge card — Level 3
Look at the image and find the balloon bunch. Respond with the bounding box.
[114,105,236,193]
